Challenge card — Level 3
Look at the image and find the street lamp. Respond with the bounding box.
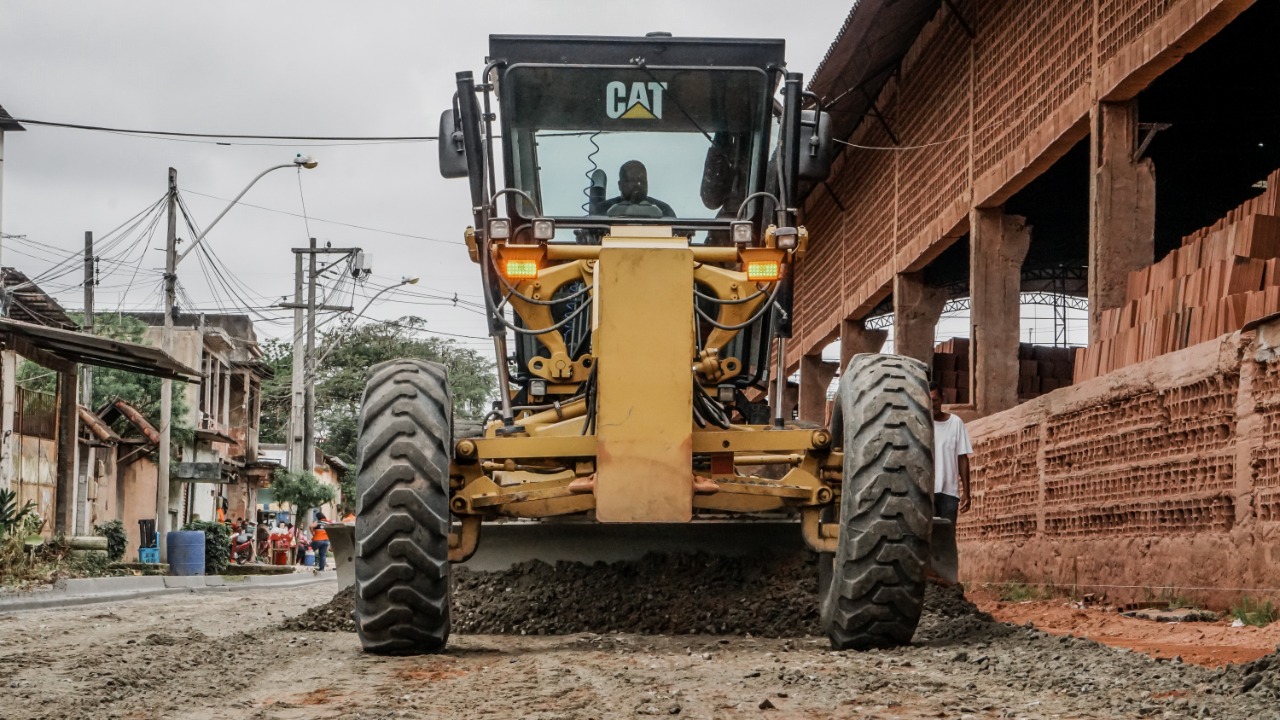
[156,156,318,562]
[176,154,318,264]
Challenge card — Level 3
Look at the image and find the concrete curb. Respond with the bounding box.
[0,572,337,613]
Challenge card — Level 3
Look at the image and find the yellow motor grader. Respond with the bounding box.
[349,33,937,655]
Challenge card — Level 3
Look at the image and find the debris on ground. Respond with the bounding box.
[285,552,993,638]
[10,574,1280,718]
[1123,607,1222,623]
[280,584,355,633]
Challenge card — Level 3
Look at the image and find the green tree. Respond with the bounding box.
[258,316,495,470]
[257,338,293,445]
[270,469,336,524]
[15,313,192,446]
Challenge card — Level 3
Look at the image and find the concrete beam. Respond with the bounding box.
[839,318,889,371]
[798,354,839,424]
[970,209,1031,417]
[1088,100,1155,345]
[892,272,947,366]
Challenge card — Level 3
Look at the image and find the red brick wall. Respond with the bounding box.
[794,0,1234,363]
[960,326,1280,605]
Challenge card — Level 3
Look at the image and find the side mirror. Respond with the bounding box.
[797,110,833,182]
[438,109,469,179]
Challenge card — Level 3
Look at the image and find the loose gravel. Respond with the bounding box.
[286,552,986,638]
[7,568,1280,718]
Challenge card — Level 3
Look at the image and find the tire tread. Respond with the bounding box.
[354,358,453,655]
[822,353,933,650]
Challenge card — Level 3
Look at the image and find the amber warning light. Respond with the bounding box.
[503,259,539,279]
[746,260,780,281]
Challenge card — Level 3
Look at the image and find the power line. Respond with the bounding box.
[11,117,438,143]
[181,189,461,245]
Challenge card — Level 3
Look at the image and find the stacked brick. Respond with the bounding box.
[932,338,1076,404]
[931,338,971,404]
[962,368,1239,544]
[957,329,1280,605]
[1250,357,1280,523]
[1075,170,1280,381]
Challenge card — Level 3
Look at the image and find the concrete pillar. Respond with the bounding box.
[970,208,1031,417]
[798,354,839,424]
[839,318,889,371]
[1088,100,1155,345]
[893,272,947,366]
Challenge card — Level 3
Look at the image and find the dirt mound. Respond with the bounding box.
[286,552,995,638]
[915,581,1009,644]
[281,585,355,633]
[453,552,819,636]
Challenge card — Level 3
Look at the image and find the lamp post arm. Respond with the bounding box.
[176,163,296,265]
[309,282,410,374]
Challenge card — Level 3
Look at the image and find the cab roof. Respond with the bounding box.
[488,34,786,71]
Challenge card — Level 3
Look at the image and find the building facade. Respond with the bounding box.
[795,0,1280,601]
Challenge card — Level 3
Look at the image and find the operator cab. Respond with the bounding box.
[491,35,780,242]
[440,33,832,415]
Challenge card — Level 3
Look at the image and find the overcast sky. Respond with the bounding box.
[0,1,855,353]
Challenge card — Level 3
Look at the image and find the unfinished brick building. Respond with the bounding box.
[795,0,1280,602]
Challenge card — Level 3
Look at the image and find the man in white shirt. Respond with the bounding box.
[929,382,972,522]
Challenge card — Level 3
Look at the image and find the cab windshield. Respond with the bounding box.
[501,65,772,235]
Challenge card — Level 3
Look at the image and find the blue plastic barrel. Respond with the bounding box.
[166,530,206,576]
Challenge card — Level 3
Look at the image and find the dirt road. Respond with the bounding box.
[2,576,1279,719]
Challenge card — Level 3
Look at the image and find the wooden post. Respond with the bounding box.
[55,368,78,534]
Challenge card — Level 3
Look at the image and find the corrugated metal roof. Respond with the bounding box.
[0,317,200,383]
[1,268,75,328]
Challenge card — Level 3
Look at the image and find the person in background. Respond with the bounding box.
[310,512,331,572]
[294,525,310,565]
[929,381,972,523]
[342,510,356,523]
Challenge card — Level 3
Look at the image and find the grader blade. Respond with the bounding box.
[458,519,806,572]
[328,522,356,591]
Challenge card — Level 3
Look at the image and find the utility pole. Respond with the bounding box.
[157,168,177,561]
[288,247,306,473]
[76,231,95,535]
[304,237,318,473]
[282,243,357,475]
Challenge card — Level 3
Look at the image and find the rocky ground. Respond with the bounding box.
[2,554,1280,719]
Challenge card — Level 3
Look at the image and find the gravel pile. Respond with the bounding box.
[283,551,993,638]
[452,552,819,636]
[281,585,356,633]
[1224,651,1280,699]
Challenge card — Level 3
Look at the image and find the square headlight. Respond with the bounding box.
[532,218,556,241]
[775,226,799,250]
[731,220,754,245]
[487,218,511,241]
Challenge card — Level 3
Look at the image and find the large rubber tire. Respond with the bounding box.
[821,353,933,650]
[354,359,453,654]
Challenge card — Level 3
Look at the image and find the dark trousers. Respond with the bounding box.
[935,493,960,523]
[313,540,330,571]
